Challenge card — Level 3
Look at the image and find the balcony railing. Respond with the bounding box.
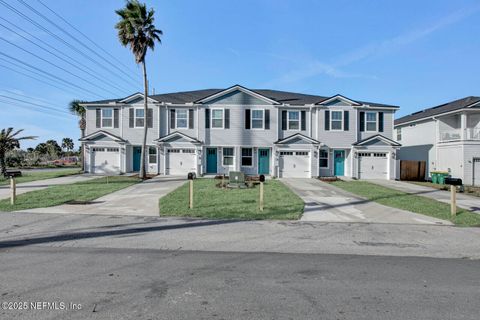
[467,128,480,140]
[439,128,480,141]
[440,130,461,142]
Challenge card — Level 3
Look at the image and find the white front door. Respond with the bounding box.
[91,147,120,174]
[473,158,480,186]
[358,152,388,179]
[166,148,196,175]
[279,151,310,178]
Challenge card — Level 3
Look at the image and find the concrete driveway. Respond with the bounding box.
[282,178,452,225]
[370,179,480,213]
[0,175,96,200]
[20,175,186,216]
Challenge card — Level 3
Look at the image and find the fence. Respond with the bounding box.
[400,160,426,181]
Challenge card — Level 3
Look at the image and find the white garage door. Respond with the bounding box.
[167,149,196,175]
[91,147,120,174]
[358,152,388,179]
[279,151,310,178]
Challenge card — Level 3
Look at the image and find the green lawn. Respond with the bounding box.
[330,180,480,227]
[410,181,480,198]
[0,176,140,212]
[159,179,304,220]
[0,168,81,186]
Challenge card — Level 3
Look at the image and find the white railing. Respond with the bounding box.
[466,128,480,140]
[439,130,461,142]
[439,128,480,141]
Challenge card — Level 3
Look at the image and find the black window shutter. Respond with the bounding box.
[96,108,101,128]
[360,111,365,132]
[281,110,287,130]
[205,109,210,129]
[170,109,175,129]
[225,109,230,129]
[245,109,251,129]
[147,108,153,128]
[324,110,330,131]
[113,108,119,128]
[265,110,270,130]
[344,110,349,131]
[301,111,306,131]
[379,112,384,132]
[188,109,194,129]
[129,108,134,128]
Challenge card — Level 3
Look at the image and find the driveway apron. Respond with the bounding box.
[281,178,452,225]
[18,176,186,216]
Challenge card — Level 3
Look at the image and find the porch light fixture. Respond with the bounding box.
[391,152,396,159]
[354,152,358,159]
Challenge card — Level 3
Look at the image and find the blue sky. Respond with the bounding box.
[1,0,479,149]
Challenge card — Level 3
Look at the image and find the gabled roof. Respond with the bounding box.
[155,131,202,144]
[395,96,480,126]
[316,94,362,106]
[352,134,401,147]
[194,84,280,105]
[79,130,126,142]
[119,92,158,103]
[274,133,320,145]
[83,86,398,108]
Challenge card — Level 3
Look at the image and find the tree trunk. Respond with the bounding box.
[80,125,85,172]
[0,149,6,176]
[140,60,149,179]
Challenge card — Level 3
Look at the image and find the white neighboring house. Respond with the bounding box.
[395,96,480,186]
[79,85,400,179]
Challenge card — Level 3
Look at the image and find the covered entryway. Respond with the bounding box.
[358,152,388,179]
[166,148,196,175]
[91,147,120,174]
[279,151,310,178]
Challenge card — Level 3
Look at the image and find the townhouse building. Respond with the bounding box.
[80,85,400,179]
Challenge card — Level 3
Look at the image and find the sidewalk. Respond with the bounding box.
[371,180,480,213]
[0,175,97,200]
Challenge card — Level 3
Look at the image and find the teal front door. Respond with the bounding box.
[258,148,270,175]
[334,150,345,176]
[206,148,217,174]
[133,146,142,171]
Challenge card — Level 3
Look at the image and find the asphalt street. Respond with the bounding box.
[0,212,479,320]
[1,247,479,320]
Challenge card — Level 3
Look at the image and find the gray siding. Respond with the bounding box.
[316,106,356,148]
[203,105,278,146]
[358,109,394,141]
[209,90,269,105]
[277,107,310,140]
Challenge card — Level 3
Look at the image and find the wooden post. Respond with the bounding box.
[450,185,456,218]
[10,176,16,205]
[259,181,264,211]
[189,180,193,209]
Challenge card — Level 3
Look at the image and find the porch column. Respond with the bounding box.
[461,112,467,140]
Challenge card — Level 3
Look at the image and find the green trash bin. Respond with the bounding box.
[438,172,449,185]
[431,172,438,184]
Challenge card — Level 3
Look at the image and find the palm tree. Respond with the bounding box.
[115,0,162,179]
[69,99,86,170]
[0,128,36,175]
[61,138,74,154]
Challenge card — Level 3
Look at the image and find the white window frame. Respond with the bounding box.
[222,147,234,166]
[287,110,300,131]
[176,109,188,129]
[241,148,253,167]
[148,146,157,164]
[134,108,145,128]
[396,127,402,141]
[251,109,264,130]
[365,111,378,132]
[101,108,113,128]
[211,108,224,129]
[319,149,329,169]
[330,110,343,131]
